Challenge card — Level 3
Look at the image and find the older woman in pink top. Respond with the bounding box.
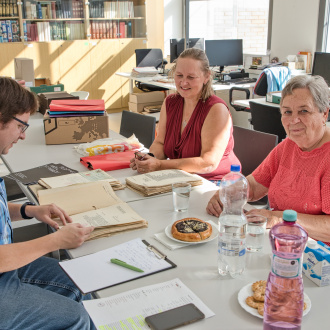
[207,75,330,244]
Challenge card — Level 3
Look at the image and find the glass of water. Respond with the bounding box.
[246,215,267,252]
[172,182,191,212]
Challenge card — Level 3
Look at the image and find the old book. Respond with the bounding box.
[37,181,148,241]
[126,169,203,196]
[38,168,124,190]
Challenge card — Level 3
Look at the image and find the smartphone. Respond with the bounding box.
[144,303,205,330]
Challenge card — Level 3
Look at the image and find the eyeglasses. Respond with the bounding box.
[12,116,29,133]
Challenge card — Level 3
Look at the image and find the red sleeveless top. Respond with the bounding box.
[163,94,240,180]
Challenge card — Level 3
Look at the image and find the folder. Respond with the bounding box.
[49,99,105,111]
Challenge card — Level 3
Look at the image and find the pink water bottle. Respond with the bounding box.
[263,210,308,330]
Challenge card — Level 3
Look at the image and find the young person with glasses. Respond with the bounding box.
[0,77,95,329]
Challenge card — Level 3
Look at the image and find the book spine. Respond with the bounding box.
[0,1,3,18]
[6,19,12,41]
[13,0,17,16]
[23,20,27,41]
[11,19,19,41]
[37,2,42,19]
[1,20,7,41]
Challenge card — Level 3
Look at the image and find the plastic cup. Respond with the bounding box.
[172,182,191,212]
[246,215,267,252]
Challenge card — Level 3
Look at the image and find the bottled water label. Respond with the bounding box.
[272,255,301,278]
[218,235,246,257]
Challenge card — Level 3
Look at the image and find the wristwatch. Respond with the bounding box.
[20,202,36,219]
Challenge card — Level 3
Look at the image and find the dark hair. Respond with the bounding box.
[0,77,38,124]
[169,48,214,101]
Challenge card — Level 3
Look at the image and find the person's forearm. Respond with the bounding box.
[8,202,25,221]
[149,142,166,159]
[296,213,330,242]
[0,234,59,272]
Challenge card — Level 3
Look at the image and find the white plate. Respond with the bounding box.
[238,282,312,319]
[165,221,218,245]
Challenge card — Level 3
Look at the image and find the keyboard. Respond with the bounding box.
[216,77,257,85]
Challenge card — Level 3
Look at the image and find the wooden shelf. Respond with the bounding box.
[23,18,85,21]
[0,16,19,19]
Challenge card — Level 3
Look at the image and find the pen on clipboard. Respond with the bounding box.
[110,258,144,272]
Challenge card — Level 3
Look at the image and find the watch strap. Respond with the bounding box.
[20,202,35,219]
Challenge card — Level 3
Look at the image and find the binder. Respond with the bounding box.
[59,238,177,294]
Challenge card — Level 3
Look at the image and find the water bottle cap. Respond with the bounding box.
[230,164,241,172]
[283,210,297,222]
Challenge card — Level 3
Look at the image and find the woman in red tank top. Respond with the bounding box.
[130,48,240,181]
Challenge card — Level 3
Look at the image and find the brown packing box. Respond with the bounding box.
[14,58,35,87]
[128,101,163,113]
[129,91,165,104]
[43,112,109,145]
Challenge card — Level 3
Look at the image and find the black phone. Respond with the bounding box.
[144,303,205,330]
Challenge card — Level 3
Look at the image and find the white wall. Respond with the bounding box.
[271,0,320,61]
[164,0,183,58]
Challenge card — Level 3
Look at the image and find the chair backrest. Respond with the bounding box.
[135,48,164,69]
[233,126,278,176]
[253,72,268,96]
[249,101,287,143]
[120,110,156,149]
[70,91,89,100]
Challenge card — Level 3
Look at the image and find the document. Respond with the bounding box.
[126,169,203,196]
[37,181,148,240]
[59,238,176,293]
[83,278,215,329]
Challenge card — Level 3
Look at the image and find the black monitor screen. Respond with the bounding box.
[170,38,205,63]
[312,52,330,85]
[135,49,163,69]
[205,39,243,71]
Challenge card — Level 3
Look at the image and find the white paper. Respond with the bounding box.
[59,238,172,293]
[83,278,215,329]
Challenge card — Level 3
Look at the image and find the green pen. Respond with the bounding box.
[110,258,144,273]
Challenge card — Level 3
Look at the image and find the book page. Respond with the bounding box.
[126,169,201,187]
[83,278,214,329]
[39,169,118,189]
[38,181,122,215]
[55,203,145,228]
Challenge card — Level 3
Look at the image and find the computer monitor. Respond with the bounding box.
[135,48,164,69]
[205,39,243,73]
[312,52,330,85]
[169,38,205,63]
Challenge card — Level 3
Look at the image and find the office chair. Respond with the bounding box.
[135,49,168,92]
[249,101,287,143]
[233,125,278,206]
[120,110,156,149]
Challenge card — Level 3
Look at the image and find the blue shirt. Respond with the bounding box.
[0,178,13,245]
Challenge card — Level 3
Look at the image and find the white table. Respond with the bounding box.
[233,97,280,109]
[2,112,329,329]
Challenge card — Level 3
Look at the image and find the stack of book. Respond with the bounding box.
[37,181,148,241]
[131,67,159,78]
[126,170,203,196]
[48,99,105,117]
[0,20,20,43]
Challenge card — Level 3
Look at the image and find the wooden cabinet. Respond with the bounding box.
[0,0,164,111]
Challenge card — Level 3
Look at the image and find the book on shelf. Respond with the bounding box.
[126,169,203,196]
[37,181,148,241]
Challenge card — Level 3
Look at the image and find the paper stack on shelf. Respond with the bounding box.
[131,66,159,78]
[37,181,148,241]
[126,169,203,196]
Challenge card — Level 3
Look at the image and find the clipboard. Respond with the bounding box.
[59,238,176,294]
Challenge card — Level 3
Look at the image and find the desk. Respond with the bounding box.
[2,113,329,329]
[233,97,280,109]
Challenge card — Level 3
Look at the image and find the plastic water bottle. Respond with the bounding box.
[263,210,308,330]
[218,164,248,278]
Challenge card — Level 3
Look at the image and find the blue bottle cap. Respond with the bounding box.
[230,164,241,172]
[283,210,297,222]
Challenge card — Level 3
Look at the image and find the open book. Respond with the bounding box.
[37,181,148,241]
[38,169,124,190]
[126,170,203,196]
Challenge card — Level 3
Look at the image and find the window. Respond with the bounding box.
[188,0,270,55]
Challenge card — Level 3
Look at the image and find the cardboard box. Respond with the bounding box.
[128,101,163,113]
[43,112,109,145]
[35,78,51,86]
[266,91,282,104]
[283,61,305,70]
[14,58,35,87]
[129,91,165,104]
[303,240,330,286]
[30,84,64,94]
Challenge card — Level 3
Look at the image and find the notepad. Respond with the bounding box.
[59,238,176,294]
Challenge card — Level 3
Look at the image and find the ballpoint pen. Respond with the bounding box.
[110,258,144,272]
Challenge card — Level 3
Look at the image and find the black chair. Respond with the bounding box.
[233,126,278,176]
[135,48,168,92]
[120,110,156,149]
[249,101,287,143]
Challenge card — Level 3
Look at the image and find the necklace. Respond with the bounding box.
[182,119,188,127]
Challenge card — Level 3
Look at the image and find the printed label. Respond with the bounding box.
[272,255,301,278]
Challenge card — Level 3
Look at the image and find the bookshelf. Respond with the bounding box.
[0,0,163,111]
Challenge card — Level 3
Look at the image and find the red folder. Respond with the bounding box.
[49,99,105,112]
[80,151,135,171]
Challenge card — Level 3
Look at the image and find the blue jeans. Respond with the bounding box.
[0,256,95,330]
